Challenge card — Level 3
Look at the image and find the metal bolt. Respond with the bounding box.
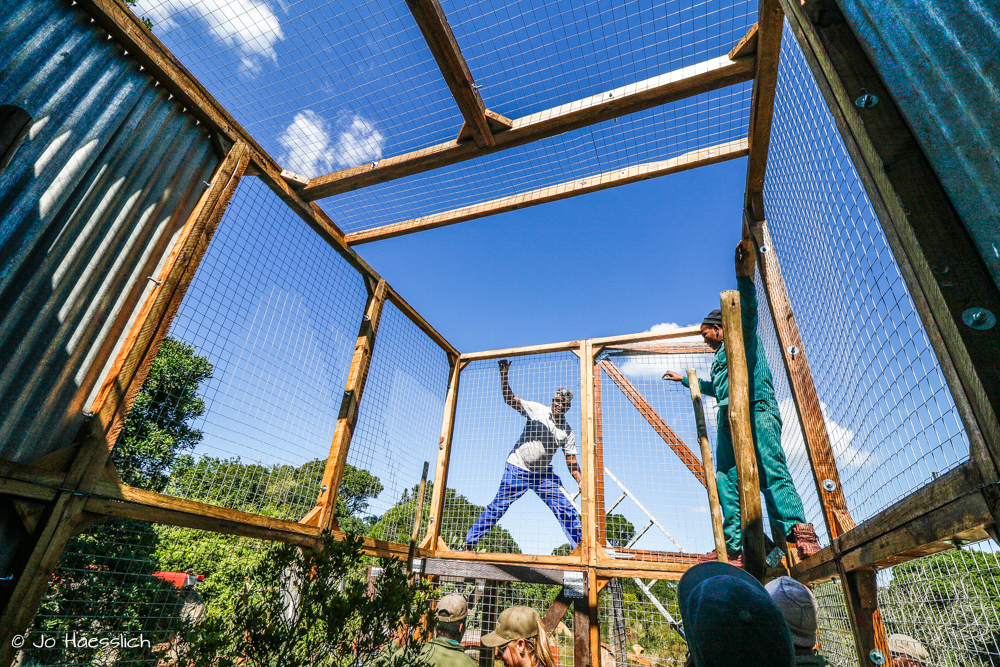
[869,649,886,665]
[147,275,163,286]
[321,485,328,493]
[944,538,968,549]
[759,246,769,254]
[932,265,950,275]
[82,411,95,419]
[362,314,370,322]
[855,89,878,108]
[471,83,483,91]
[439,444,444,450]
[429,517,435,523]
[787,345,800,358]
[822,479,837,492]
[203,181,213,187]
[370,160,379,168]
[962,307,996,330]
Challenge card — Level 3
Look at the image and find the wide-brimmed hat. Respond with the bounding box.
[481,606,540,647]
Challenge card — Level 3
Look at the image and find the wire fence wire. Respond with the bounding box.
[596,348,719,559]
[113,176,369,522]
[442,352,582,556]
[812,580,858,667]
[599,577,687,667]
[423,578,573,667]
[761,25,971,524]
[348,300,451,544]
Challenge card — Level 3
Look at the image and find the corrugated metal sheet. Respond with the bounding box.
[0,0,220,463]
[836,0,1000,290]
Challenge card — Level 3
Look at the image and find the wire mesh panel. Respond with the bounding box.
[762,26,971,523]
[443,352,582,556]
[812,580,859,667]
[424,578,573,667]
[877,540,1000,666]
[112,176,369,521]
[597,347,718,560]
[599,577,687,667]
[348,301,451,544]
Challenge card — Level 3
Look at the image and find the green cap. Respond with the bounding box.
[481,607,540,647]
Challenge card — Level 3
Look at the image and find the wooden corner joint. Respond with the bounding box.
[456,108,512,143]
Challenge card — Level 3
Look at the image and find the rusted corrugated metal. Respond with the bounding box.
[0,0,220,463]
[837,0,1000,290]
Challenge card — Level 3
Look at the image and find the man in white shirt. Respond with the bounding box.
[464,359,584,550]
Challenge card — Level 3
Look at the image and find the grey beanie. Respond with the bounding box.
[765,576,818,648]
[702,309,723,327]
[555,388,573,405]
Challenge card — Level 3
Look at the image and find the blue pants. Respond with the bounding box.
[466,463,582,548]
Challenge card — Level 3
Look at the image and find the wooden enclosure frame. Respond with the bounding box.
[1,0,998,667]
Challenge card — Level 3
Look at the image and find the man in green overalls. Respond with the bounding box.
[414,593,478,667]
[663,240,821,564]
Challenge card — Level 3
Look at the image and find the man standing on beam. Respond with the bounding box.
[663,240,821,564]
[465,359,583,551]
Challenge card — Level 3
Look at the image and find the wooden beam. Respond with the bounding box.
[422,558,566,585]
[345,140,748,244]
[594,363,607,546]
[300,55,756,201]
[580,340,598,567]
[749,217,854,537]
[575,597,592,667]
[604,342,715,355]
[744,0,783,209]
[461,340,582,361]
[426,358,461,551]
[386,286,459,358]
[405,0,509,148]
[839,566,891,667]
[729,22,759,60]
[0,142,251,663]
[720,288,765,579]
[318,280,388,530]
[590,326,702,347]
[541,590,573,633]
[688,369,728,560]
[599,360,707,487]
[778,0,1000,481]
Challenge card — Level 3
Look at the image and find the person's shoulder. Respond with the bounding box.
[520,399,547,417]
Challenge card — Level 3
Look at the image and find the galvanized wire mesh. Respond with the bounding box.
[812,580,859,667]
[599,578,687,666]
[877,540,1000,666]
[762,26,970,523]
[349,300,451,544]
[113,176,368,521]
[424,577,573,667]
[596,348,718,559]
[443,352,582,555]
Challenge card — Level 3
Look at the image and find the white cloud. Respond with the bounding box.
[779,399,875,470]
[648,321,681,332]
[138,0,283,72]
[277,110,386,178]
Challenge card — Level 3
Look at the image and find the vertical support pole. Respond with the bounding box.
[838,564,890,667]
[424,355,461,552]
[593,362,606,546]
[609,578,628,667]
[318,279,388,530]
[587,571,601,667]
[573,596,592,667]
[748,216,856,539]
[0,142,251,661]
[719,290,766,580]
[579,340,598,564]
[479,581,499,667]
[687,368,728,561]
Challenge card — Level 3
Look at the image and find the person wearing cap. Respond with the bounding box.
[887,634,930,667]
[465,359,582,550]
[678,561,795,666]
[481,606,556,667]
[766,576,828,665]
[663,240,821,563]
[404,593,478,667]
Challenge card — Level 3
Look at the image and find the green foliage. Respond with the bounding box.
[604,514,636,549]
[114,337,213,492]
[123,0,153,28]
[603,581,686,665]
[177,532,436,667]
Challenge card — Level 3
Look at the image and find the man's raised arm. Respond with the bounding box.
[498,359,522,412]
[565,453,583,485]
[735,239,758,338]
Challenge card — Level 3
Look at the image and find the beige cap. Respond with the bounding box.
[764,576,818,648]
[481,607,540,647]
[888,634,930,661]
[437,593,468,622]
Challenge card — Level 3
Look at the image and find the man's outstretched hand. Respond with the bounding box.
[662,371,683,382]
[735,239,756,278]
[498,359,511,373]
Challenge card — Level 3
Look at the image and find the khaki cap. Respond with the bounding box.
[887,634,930,661]
[437,593,468,622]
[481,607,540,647]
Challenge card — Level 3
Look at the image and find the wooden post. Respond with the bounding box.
[748,217,856,538]
[587,569,601,667]
[838,564,891,667]
[318,279,388,530]
[408,461,430,571]
[573,596,592,667]
[594,363,606,546]
[424,356,461,552]
[719,290,766,579]
[580,341,598,565]
[687,368,728,561]
[0,142,251,661]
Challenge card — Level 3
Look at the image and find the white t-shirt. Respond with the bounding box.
[506,399,577,472]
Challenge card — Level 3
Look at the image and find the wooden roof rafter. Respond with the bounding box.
[405,0,512,149]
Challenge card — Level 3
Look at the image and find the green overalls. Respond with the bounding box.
[682,276,807,552]
[414,638,478,667]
